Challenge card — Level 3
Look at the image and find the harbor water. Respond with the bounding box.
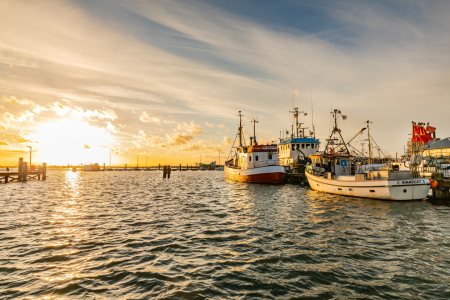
[1,170,449,299]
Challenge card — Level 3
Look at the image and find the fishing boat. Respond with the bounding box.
[278,107,320,166]
[305,109,430,200]
[224,111,285,183]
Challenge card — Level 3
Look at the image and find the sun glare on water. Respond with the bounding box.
[37,119,114,165]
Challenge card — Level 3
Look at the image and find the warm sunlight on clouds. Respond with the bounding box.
[166,133,194,146]
[177,121,203,134]
[140,111,160,123]
[1,0,449,165]
[36,119,114,165]
[51,102,117,121]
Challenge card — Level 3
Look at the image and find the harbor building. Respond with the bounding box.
[423,137,450,157]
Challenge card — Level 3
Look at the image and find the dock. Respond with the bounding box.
[0,158,47,183]
[431,172,450,201]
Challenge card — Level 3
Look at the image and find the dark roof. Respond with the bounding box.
[427,137,450,150]
[279,138,320,145]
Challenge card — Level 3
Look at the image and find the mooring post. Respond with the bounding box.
[42,163,47,180]
[22,162,27,182]
[179,164,181,171]
[18,158,23,181]
[163,165,167,178]
[158,164,161,171]
[168,165,171,178]
[38,165,41,180]
[103,163,105,171]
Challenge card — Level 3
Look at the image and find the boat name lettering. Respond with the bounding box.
[396,179,425,184]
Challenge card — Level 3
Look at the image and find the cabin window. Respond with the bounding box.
[302,144,305,149]
[306,144,311,149]
[249,156,252,162]
[255,156,259,161]
[292,144,295,151]
[269,154,273,159]
[297,144,300,149]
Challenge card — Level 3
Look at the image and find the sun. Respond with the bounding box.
[36,119,114,165]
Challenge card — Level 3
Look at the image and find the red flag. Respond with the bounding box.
[426,126,436,133]
[425,133,433,141]
[413,125,420,134]
[419,126,426,135]
[417,135,424,143]
[421,135,429,143]
[413,135,418,143]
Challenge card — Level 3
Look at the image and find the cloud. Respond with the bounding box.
[0,141,8,145]
[105,121,116,133]
[84,144,90,149]
[140,111,160,123]
[167,133,194,146]
[0,111,36,129]
[204,121,225,128]
[3,96,37,106]
[51,101,117,121]
[135,130,162,147]
[181,142,220,152]
[16,136,32,143]
[178,121,203,134]
[223,136,233,145]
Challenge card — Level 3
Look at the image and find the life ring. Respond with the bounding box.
[430,179,438,188]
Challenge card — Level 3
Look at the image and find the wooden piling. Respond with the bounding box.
[168,165,171,178]
[38,165,41,180]
[163,165,167,178]
[18,158,23,181]
[22,162,27,182]
[42,163,47,180]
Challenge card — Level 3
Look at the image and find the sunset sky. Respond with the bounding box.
[1,0,449,166]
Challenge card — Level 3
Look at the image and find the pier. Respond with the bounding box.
[431,172,450,201]
[0,158,47,183]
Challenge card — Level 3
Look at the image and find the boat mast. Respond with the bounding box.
[325,109,350,155]
[251,118,258,145]
[290,107,299,138]
[238,111,244,147]
[366,120,372,164]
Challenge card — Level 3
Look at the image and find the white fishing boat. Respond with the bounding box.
[224,111,285,184]
[305,109,430,200]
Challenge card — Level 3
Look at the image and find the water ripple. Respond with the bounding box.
[0,170,449,299]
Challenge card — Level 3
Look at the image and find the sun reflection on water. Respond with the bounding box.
[40,170,91,284]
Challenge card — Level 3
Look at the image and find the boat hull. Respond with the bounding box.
[224,165,285,184]
[306,171,430,201]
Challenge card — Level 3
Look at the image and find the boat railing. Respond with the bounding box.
[241,160,281,170]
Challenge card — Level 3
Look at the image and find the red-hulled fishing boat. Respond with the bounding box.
[224,111,286,184]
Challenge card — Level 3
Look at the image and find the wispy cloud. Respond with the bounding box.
[0,0,449,163]
[177,121,202,134]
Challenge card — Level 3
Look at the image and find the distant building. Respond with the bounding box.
[84,163,101,171]
[423,137,450,157]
